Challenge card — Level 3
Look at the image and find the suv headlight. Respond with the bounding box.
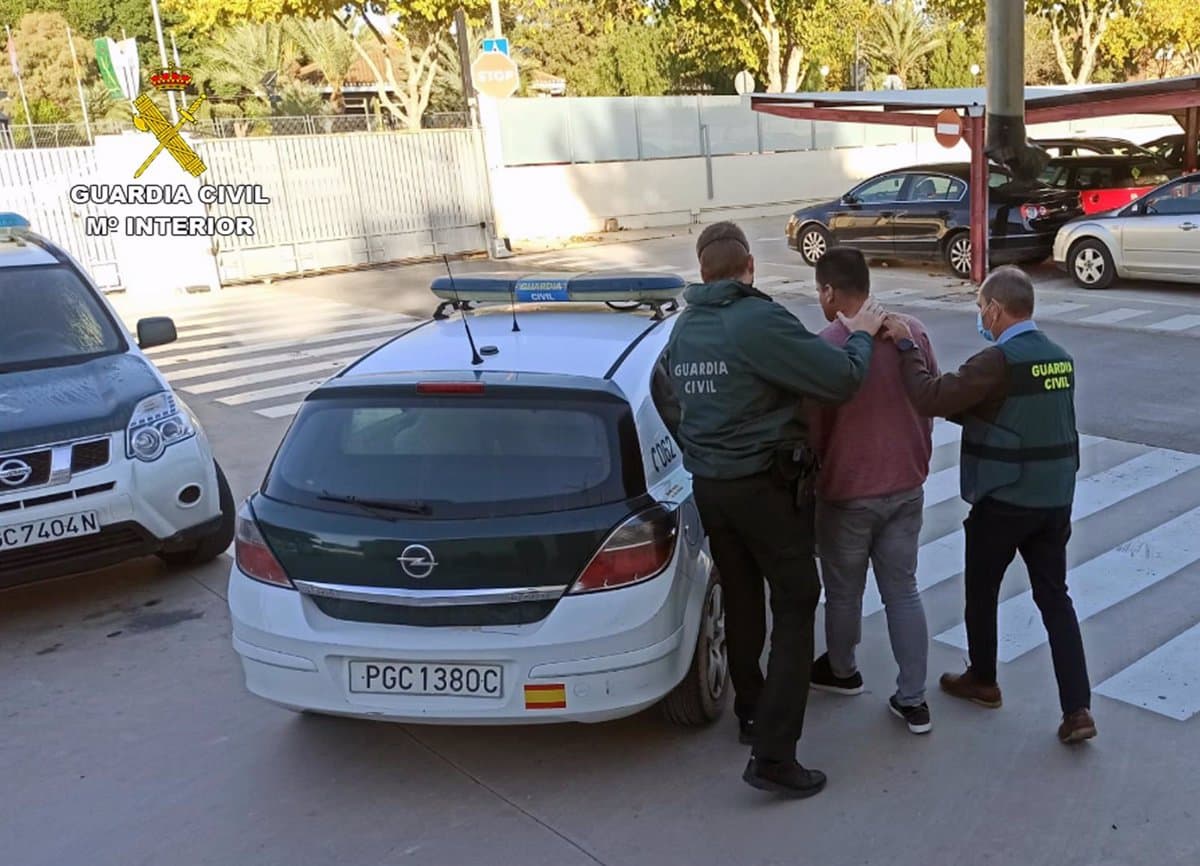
[126,391,195,462]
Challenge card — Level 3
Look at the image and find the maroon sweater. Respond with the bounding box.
[810,314,939,503]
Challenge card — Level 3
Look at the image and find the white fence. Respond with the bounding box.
[0,129,491,289]
[495,95,1185,166]
[195,130,491,283]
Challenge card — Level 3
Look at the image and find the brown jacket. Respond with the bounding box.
[899,344,1009,422]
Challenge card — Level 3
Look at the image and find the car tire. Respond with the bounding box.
[1069,239,1116,289]
[944,231,972,278]
[158,461,236,568]
[662,568,728,727]
[797,225,831,266]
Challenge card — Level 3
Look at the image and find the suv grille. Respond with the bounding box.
[0,521,151,576]
[71,439,110,473]
[0,449,52,492]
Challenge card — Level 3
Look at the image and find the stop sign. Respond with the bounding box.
[472,51,520,99]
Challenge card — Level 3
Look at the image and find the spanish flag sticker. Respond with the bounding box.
[524,683,567,710]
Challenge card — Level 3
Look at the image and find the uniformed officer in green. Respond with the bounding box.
[664,221,885,798]
[884,266,1097,745]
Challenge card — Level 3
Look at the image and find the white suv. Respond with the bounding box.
[228,273,729,727]
[0,213,234,587]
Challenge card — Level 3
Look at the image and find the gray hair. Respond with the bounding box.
[981,266,1035,317]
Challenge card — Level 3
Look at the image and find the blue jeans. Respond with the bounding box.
[817,487,929,706]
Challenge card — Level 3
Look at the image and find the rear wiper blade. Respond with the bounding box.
[317,491,432,516]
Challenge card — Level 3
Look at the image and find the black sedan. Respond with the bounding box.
[786,163,1085,278]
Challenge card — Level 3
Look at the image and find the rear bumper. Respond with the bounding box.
[990,230,1059,262]
[228,550,712,725]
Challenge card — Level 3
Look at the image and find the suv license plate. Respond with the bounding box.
[348,661,503,698]
[0,511,101,552]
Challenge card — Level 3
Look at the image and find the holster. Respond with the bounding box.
[772,443,821,508]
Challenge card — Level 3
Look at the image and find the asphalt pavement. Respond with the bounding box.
[3,230,1200,866]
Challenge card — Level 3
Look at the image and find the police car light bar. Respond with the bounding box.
[0,212,31,230]
[430,271,687,304]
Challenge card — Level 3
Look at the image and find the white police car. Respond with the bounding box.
[0,213,235,587]
[228,273,729,726]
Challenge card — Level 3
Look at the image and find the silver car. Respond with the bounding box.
[1053,173,1200,289]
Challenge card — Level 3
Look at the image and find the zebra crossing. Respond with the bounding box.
[113,289,415,421]
[859,419,1200,723]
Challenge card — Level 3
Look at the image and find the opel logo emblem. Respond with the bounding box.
[398,544,437,579]
[0,458,33,487]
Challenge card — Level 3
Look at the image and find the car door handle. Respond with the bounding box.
[1182,222,1198,231]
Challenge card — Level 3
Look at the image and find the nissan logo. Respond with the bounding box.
[398,544,437,579]
[0,458,33,487]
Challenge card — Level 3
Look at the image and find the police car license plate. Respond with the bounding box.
[348,661,503,698]
[0,511,101,552]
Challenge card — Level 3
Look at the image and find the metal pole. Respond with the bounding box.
[490,0,502,38]
[170,29,181,66]
[148,0,178,123]
[968,109,988,285]
[454,7,477,126]
[6,24,36,149]
[985,0,1043,180]
[65,25,93,145]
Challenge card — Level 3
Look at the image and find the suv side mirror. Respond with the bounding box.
[137,316,177,350]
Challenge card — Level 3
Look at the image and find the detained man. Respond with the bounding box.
[809,248,938,734]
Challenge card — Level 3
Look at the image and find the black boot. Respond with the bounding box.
[742,758,827,798]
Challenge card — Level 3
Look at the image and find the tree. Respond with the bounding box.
[925,0,1133,84]
[1104,0,1200,77]
[165,0,489,128]
[925,19,984,89]
[288,17,358,111]
[662,0,818,93]
[507,1,669,97]
[0,11,94,123]
[195,20,300,114]
[863,0,940,88]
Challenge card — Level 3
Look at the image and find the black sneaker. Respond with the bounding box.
[742,758,827,799]
[738,717,755,746]
[889,695,933,734]
[810,653,864,696]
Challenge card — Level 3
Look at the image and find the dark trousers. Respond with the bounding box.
[693,472,821,762]
[964,497,1091,714]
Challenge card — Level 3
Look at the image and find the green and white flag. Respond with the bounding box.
[94,37,139,101]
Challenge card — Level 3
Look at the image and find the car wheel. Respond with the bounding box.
[944,231,972,278]
[1069,239,1116,289]
[158,461,236,568]
[798,225,830,266]
[662,568,729,726]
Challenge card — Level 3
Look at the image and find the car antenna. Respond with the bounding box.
[443,254,484,366]
[507,278,521,332]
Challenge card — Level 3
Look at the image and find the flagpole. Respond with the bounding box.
[65,24,93,145]
[148,0,178,123]
[5,24,36,149]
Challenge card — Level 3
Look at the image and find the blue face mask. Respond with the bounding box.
[977,310,995,343]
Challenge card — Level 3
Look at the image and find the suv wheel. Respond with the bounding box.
[1069,239,1116,289]
[158,461,236,568]
[797,225,830,266]
[662,568,728,726]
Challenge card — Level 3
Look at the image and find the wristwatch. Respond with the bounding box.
[896,337,917,352]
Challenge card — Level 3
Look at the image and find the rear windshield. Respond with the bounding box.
[264,393,640,519]
[0,264,125,372]
[1126,160,1171,187]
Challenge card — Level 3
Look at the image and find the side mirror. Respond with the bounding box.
[841,193,857,205]
[136,316,177,350]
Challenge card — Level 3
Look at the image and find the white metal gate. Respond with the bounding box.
[0,147,123,289]
[195,129,491,283]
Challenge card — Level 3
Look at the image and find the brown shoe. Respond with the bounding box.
[1058,709,1098,744]
[939,669,1003,708]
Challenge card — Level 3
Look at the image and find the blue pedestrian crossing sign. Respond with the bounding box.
[482,37,509,55]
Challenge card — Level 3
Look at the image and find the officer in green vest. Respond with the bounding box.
[882,266,1096,745]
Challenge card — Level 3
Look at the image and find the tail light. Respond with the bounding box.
[569,505,679,593]
[417,382,484,394]
[1021,204,1049,221]
[235,501,293,588]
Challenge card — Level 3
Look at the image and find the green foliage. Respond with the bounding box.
[924,19,983,89]
[0,11,93,123]
[864,0,939,87]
